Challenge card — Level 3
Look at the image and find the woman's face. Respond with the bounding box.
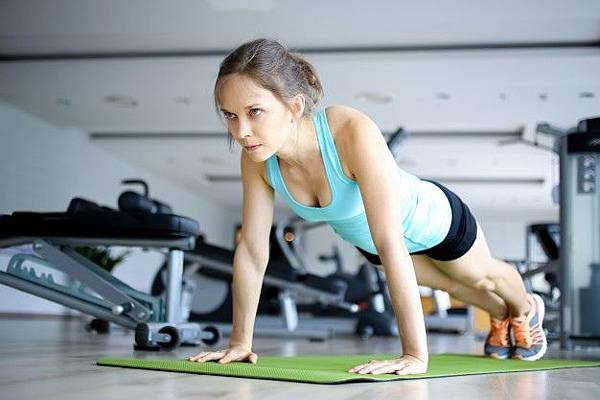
[218,73,296,162]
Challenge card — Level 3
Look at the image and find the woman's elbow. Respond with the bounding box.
[236,240,269,270]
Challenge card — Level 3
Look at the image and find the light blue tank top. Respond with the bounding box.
[265,109,452,254]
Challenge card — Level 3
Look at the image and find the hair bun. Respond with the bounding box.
[215,39,323,118]
[297,56,317,86]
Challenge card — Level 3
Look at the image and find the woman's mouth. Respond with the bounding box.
[245,144,262,152]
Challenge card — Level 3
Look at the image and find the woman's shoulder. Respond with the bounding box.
[240,149,271,187]
[324,105,368,127]
[324,105,381,146]
[322,105,384,180]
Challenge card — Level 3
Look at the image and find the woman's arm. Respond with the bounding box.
[338,107,428,374]
[228,151,275,349]
[190,151,274,364]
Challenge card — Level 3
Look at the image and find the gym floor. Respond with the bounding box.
[2,317,599,400]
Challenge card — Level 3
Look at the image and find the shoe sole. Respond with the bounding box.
[513,293,547,361]
[487,352,510,360]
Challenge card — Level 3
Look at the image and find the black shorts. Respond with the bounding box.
[356,180,478,263]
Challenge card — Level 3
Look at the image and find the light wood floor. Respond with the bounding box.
[1,317,600,400]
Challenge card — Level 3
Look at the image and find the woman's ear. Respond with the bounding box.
[289,94,306,120]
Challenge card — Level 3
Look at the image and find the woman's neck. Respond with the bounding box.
[275,116,319,169]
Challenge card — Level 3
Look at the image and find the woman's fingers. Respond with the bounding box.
[188,350,226,362]
[188,349,258,365]
[188,352,207,361]
[248,352,258,364]
[348,360,385,374]
[348,358,427,375]
[188,351,210,362]
[394,365,412,375]
[347,365,364,373]
[370,364,402,375]
[218,349,245,364]
[347,360,375,373]
[359,361,388,374]
[219,350,258,364]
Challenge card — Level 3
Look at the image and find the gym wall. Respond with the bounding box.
[0,100,238,315]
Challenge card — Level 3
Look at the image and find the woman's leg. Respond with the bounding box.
[428,223,529,318]
[424,222,547,360]
[410,254,508,319]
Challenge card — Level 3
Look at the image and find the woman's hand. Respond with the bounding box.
[348,354,427,375]
[188,346,258,364]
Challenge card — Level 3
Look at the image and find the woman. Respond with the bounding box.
[189,39,546,375]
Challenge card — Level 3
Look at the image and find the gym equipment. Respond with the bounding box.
[151,237,367,340]
[316,245,399,338]
[283,218,473,335]
[520,223,560,340]
[499,116,600,348]
[516,116,600,348]
[107,180,360,340]
[422,290,473,334]
[0,194,220,350]
[558,116,600,348]
[97,353,600,384]
[150,214,401,339]
[118,179,173,214]
[272,216,399,338]
[274,213,471,336]
[386,126,406,160]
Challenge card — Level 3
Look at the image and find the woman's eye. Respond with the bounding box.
[249,108,262,117]
[223,112,236,120]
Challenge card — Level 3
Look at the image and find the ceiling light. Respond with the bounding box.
[435,92,451,100]
[104,95,139,108]
[579,92,595,99]
[538,93,548,101]
[355,91,393,105]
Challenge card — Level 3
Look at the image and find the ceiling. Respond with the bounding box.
[1,0,599,217]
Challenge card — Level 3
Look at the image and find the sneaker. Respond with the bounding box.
[484,316,512,359]
[511,293,547,361]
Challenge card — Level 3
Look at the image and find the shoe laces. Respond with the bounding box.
[488,317,511,347]
[512,298,543,348]
[512,317,533,347]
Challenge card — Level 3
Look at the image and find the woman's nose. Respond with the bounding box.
[231,120,252,140]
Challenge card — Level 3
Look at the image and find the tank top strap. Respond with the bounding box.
[314,110,354,184]
[265,155,282,190]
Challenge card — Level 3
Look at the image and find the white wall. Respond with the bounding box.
[0,101,237,314]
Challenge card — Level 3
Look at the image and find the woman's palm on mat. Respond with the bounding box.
[189,346,258,364]
[189,349,427,376]
[348,354,427,375]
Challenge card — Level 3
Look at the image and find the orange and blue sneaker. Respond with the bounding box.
[511,293,547,361]
[484,316,512,359]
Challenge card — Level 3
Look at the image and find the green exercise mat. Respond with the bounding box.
[97,353,600,384]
